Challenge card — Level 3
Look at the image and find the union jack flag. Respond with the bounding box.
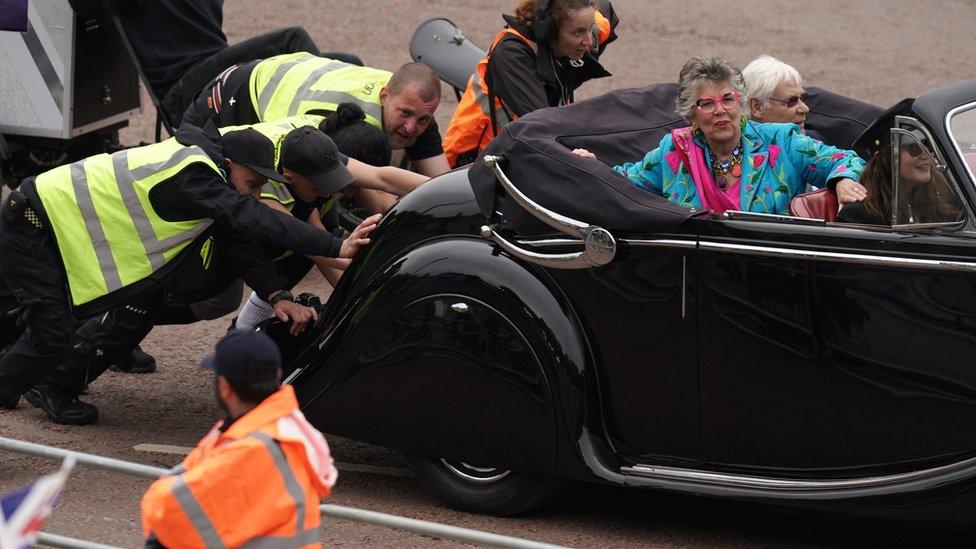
[0,457,74,549]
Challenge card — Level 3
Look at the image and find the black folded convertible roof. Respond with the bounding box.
[469,82,883,234]
[468,83,697,234]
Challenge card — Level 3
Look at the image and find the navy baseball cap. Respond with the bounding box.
[202,330,282,382]
[221,128,289,184]
[280,127,356,195]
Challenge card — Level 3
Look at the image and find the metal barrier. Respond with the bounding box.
[0,437,567,549]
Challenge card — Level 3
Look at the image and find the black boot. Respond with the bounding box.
[109,345,157,374]
[24,384,98,425]
[0,346,15,409]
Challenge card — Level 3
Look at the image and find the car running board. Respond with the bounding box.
[616,456,976,498]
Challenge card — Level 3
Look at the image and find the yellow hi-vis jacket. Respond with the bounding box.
[248,52,389,129]
[32,139,222,306]
[141,385,338,548]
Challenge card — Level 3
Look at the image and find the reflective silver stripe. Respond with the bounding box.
[240,528,320,549]
[289,87,383,122]
[112,147,214,271]
[285,62,382,121]
[470,71,511,128]
[261,181,294,204]
[171,475,225,549]
[71,161,124,293]
[256,53,319,118]
[251,432,311,547]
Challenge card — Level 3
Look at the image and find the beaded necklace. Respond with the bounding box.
[709,144,742,190]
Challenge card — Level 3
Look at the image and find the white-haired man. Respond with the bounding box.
[743,55,868,203]
[743,55,811,131]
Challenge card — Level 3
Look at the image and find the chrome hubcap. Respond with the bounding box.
[439,459,511,485]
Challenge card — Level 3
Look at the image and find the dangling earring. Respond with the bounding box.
[739,116,747,129]
[692,123,702,138]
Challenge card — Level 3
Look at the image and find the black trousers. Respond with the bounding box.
[0,211,77,400]
[163,26,364,127]
[62,248,319,393]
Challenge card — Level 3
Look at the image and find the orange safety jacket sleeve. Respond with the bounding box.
[593,1,619,53]
[485,5,618,119]
[141,440,317,548]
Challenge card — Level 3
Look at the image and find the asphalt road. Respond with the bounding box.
[3,0,976,547]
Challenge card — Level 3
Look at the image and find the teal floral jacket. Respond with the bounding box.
[613,121,864,214]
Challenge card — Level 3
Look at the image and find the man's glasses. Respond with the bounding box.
[695,92,740,114]
[767,93,809,108]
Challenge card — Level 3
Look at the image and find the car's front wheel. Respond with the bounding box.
[404,454,566,516]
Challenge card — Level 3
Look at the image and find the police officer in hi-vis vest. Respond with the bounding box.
[180,53,451,179]
[0,122,378,425]
[52,119,398,407]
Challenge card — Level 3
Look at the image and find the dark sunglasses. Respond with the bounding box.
[902,142,929,158]
[768,93,808,108]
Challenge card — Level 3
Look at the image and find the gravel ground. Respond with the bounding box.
[3,0,976,547]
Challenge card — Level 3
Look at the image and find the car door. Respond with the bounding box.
[543,231,701,465]
[697,119,976,478]
[479,156,702,467]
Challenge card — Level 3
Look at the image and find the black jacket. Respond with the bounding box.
[70,0,227,98]
[487,1,619,119]
[21,122,340,314]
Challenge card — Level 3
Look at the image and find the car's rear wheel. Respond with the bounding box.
[404,454,566,516]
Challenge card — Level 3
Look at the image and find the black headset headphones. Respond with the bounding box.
[531,0,557,45]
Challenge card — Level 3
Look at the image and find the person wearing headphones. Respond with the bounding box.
[442,0,619,167]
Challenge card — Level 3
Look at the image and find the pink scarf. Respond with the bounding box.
[671,128,741,213]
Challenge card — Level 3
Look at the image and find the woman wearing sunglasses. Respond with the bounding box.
[573,56,864,215]
[838,100,962,225]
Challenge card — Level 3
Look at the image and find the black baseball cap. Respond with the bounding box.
[280,127,356,195]
[202,329,282,382]
[853,98,919,155]
[221,128,289,184]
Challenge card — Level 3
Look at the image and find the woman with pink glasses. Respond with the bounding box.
[574,56,865,215]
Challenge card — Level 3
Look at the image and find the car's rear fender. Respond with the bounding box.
[292,237,604,479]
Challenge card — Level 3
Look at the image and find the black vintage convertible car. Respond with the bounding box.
[266,77,976,527]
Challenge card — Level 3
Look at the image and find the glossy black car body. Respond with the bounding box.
[277,79,976,527]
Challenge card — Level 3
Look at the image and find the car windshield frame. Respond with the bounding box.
[947,101,976,192]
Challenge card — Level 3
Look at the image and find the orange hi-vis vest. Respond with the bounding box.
[141,385,338,548]
[442,12,613,167]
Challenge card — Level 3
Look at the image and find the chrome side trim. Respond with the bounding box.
[516,238,584,248]
[520,238,699,251]
[721,210,826,225]
[622,453,976,491]
[481,226,596,269]
[699,241,976,273]
[623,239,698,250]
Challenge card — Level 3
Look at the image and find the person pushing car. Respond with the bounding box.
[180,53,451,178]
[0,121,377,425]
